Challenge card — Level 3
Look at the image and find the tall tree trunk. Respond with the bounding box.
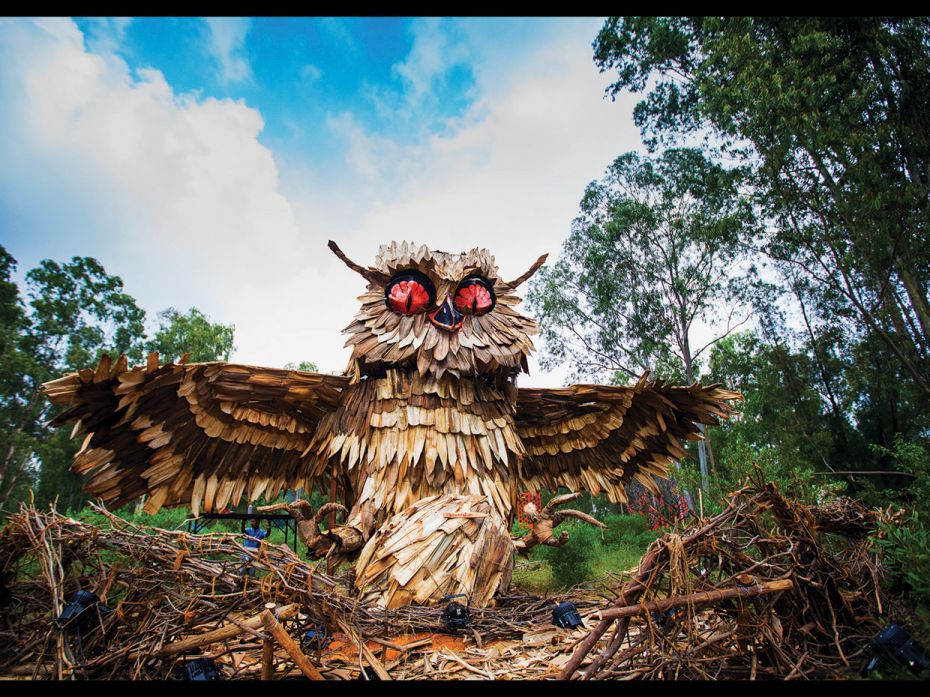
[793,282,849,453]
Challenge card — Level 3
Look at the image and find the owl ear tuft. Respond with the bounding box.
[507,253,548,288]
[328,241,390,285]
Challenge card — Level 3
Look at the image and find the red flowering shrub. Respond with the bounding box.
[626,488,689,530]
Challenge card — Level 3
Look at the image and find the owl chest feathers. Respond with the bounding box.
[313,369,525,520]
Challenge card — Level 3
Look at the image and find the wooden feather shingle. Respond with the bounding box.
[44,355,349,515]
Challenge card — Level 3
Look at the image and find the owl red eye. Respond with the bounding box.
[385,272,434,315]
[454,278,495,315]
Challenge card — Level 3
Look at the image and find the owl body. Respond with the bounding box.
[313,369,522,530]
[43,240,741,608]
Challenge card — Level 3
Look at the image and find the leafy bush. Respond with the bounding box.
[677,434,841,516]
[540,522,601,588]
[871,436,930,639]
[601,513,658,549]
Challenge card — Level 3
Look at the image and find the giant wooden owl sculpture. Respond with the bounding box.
[43,241,739,608]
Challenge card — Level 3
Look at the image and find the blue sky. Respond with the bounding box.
[0,17,646,385]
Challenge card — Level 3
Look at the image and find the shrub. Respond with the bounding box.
[677,434,841,516]
[541,522,601,588]
[601,513,655,548]
[871,436,930,640]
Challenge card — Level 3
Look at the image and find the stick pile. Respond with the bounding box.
[0,502,597,679]
[0,481,901,680]
[560,481,902,680]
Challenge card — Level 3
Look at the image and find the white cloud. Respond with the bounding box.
[0,17,303,358]
[1,17,648,389]
[302,18,646,385]
[392,18,469,104]
[202,17,252,84]
[300,63,322,83]
[80,17,133,57]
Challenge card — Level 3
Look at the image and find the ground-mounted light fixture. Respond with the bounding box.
[55,589,110,631]
[861,624,930,676]
[552,601,584,629]
[442,593,471,633]
[184,657,222,681]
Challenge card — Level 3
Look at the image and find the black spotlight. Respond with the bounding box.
[55,589,109,631]
[552,601,584,629]
[184,657,222,681]
[300,624,332,652]
[861,624,930,676]
[442,594,470,632]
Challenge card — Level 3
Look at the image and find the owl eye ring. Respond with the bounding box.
[385,271,436,315]
[454,277,495,316]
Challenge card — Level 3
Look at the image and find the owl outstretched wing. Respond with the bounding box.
[42,353,349,515]
[514,373,740,503]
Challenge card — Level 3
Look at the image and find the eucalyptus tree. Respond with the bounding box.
[593,16,930,399]
[146,307,235,364]
[528,148,755,490]
[0,250,147,512]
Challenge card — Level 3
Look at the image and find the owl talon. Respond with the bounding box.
[257,499,362,559]
[512,492,606,555]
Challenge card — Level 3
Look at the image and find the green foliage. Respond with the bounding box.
[539,523,600,588]
[146,307,235,364]
[871,438,930,637]
[0,249,148,515]
[708,331,846,473]
[284,360,319,372]
[513,513,662,592]
[677,434,840,517]
[527,148,753,386]
[594,17,930,402]
[601,512,660,551]
[593,18,930,528]
[0,245,238,518]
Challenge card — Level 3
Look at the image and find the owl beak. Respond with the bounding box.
[429,297,464,333]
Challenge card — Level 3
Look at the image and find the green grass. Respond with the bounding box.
[510,513,662,593]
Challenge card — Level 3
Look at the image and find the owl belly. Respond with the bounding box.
[324,370,524,532]
[353,492,514,608]
[313,370,524,607]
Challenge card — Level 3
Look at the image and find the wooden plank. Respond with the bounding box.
[142,604,298,659]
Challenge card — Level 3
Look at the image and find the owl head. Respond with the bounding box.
[330,241,547,381]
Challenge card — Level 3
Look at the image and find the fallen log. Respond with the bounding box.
[592,579,793,622]
[261,610,324,681]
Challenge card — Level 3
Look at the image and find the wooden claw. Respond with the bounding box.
[553,509,608,529]
[258,499,361,559]
[512,491,606,555]
[313,502,348,524]
[542,492,582,516]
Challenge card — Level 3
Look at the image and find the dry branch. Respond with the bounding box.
[0,479,900,681]
[592,579,793,621]
[261,610,324,681]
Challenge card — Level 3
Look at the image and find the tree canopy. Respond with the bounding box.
[147,307,235,364]
[527,148,753,385]
[0,245,237,514]
[594,17,930,399]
